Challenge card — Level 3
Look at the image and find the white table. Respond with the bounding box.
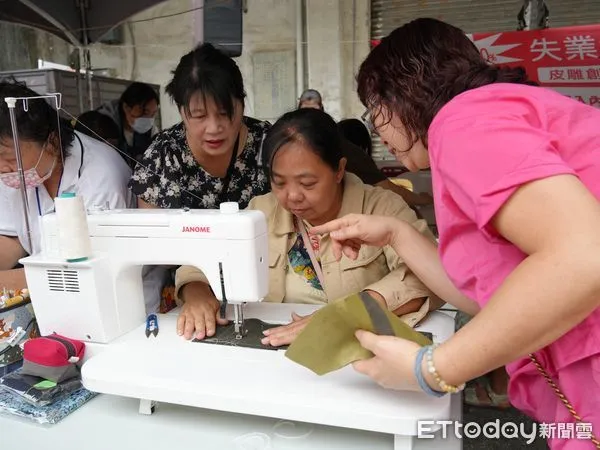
[1,392,462,450]
[2,307,462,450]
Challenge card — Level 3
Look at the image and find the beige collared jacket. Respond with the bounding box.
[175,173,440,326]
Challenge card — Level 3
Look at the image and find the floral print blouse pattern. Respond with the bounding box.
[129,116,271,209]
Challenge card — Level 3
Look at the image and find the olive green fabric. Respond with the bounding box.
[285,292,432,375]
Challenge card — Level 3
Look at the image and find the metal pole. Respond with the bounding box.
[296,0,304,98]
[76,48,84,113]
[194,0,204,43]
[78,0,93,110]
[4,97,33,255]
[85,49,93,110]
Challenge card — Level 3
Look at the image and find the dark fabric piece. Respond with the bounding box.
[359,292,433,341]
[341,138,387,186]
[21,360,80,384]
[193,317,432,350]
[358,292,432,341]
[420,331,433,341]
[359,291,395,336]
[193,319,287,351]
[0,369,82,407]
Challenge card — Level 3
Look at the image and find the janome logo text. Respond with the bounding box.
[181,226,211,233]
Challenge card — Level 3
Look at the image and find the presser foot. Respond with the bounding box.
[233,304,247,340]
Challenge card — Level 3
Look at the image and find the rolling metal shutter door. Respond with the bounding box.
[371,0,518,39]
[370,0,521,160]
[369,0,600,161]
[546,0,600,28]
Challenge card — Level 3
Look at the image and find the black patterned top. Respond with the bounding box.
[129,117,271,209]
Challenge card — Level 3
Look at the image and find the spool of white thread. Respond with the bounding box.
[54,192,92,262]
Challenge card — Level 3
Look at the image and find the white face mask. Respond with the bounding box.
[132,117,154,134]
[0,148,55,190]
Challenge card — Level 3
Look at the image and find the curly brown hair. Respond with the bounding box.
[357,18,536,148]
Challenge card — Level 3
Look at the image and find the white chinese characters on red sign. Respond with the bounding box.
[530,35,598,62]
[470,25,600,108]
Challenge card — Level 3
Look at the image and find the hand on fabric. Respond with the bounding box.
[310,214,401,261]
[352,330,432,392]
[261,312,313,347]
[177,282,228,340]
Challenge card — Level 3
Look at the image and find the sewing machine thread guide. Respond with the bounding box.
[145,314,158,338]
[218,262,227,320]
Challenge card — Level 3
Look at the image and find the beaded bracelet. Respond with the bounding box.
[425,344,466,394]
[414,346,445,397]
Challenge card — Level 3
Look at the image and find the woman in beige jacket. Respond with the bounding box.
[175,108,442,345]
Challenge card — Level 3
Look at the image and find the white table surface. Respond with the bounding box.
[1,308,462,450]
[1,392,462,450]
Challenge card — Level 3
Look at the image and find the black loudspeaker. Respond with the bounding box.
[203,0,243,57]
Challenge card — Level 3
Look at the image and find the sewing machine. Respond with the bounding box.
[18,203,456,450]
[20,202,268,348]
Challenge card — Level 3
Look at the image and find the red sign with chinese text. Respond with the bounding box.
[371,24,600,108]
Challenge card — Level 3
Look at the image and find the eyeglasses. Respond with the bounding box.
[361,110,376,134]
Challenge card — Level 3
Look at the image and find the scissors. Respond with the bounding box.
[145,314,159,338]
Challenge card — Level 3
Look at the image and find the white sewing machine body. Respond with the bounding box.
[19,205,456,450]
[20,205,268,344]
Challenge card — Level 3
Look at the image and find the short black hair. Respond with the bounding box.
[338,118,372,156]
[262,108,343,178]
[165,43,245,119]
[74,111,120,143]
[119,82,159,112]
[0,79,74,158]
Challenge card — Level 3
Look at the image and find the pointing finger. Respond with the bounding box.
[310,218,349,236]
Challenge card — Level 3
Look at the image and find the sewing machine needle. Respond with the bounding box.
[234,304,244,339]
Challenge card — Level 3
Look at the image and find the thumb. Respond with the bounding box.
[355,330,379,353]
[352,358,373,376]
[216,314,229,325]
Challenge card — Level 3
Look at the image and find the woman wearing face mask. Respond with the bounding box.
[129,43,270,210]
[0,80,133,291]
[96,82,160,168]
[174,108,442,345]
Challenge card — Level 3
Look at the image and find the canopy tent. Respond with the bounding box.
[0,0,170,46]
[0,0,171,109]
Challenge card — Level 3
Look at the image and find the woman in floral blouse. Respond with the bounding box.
[130,43,270,209]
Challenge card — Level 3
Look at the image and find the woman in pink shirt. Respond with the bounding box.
[312,18,600,449]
